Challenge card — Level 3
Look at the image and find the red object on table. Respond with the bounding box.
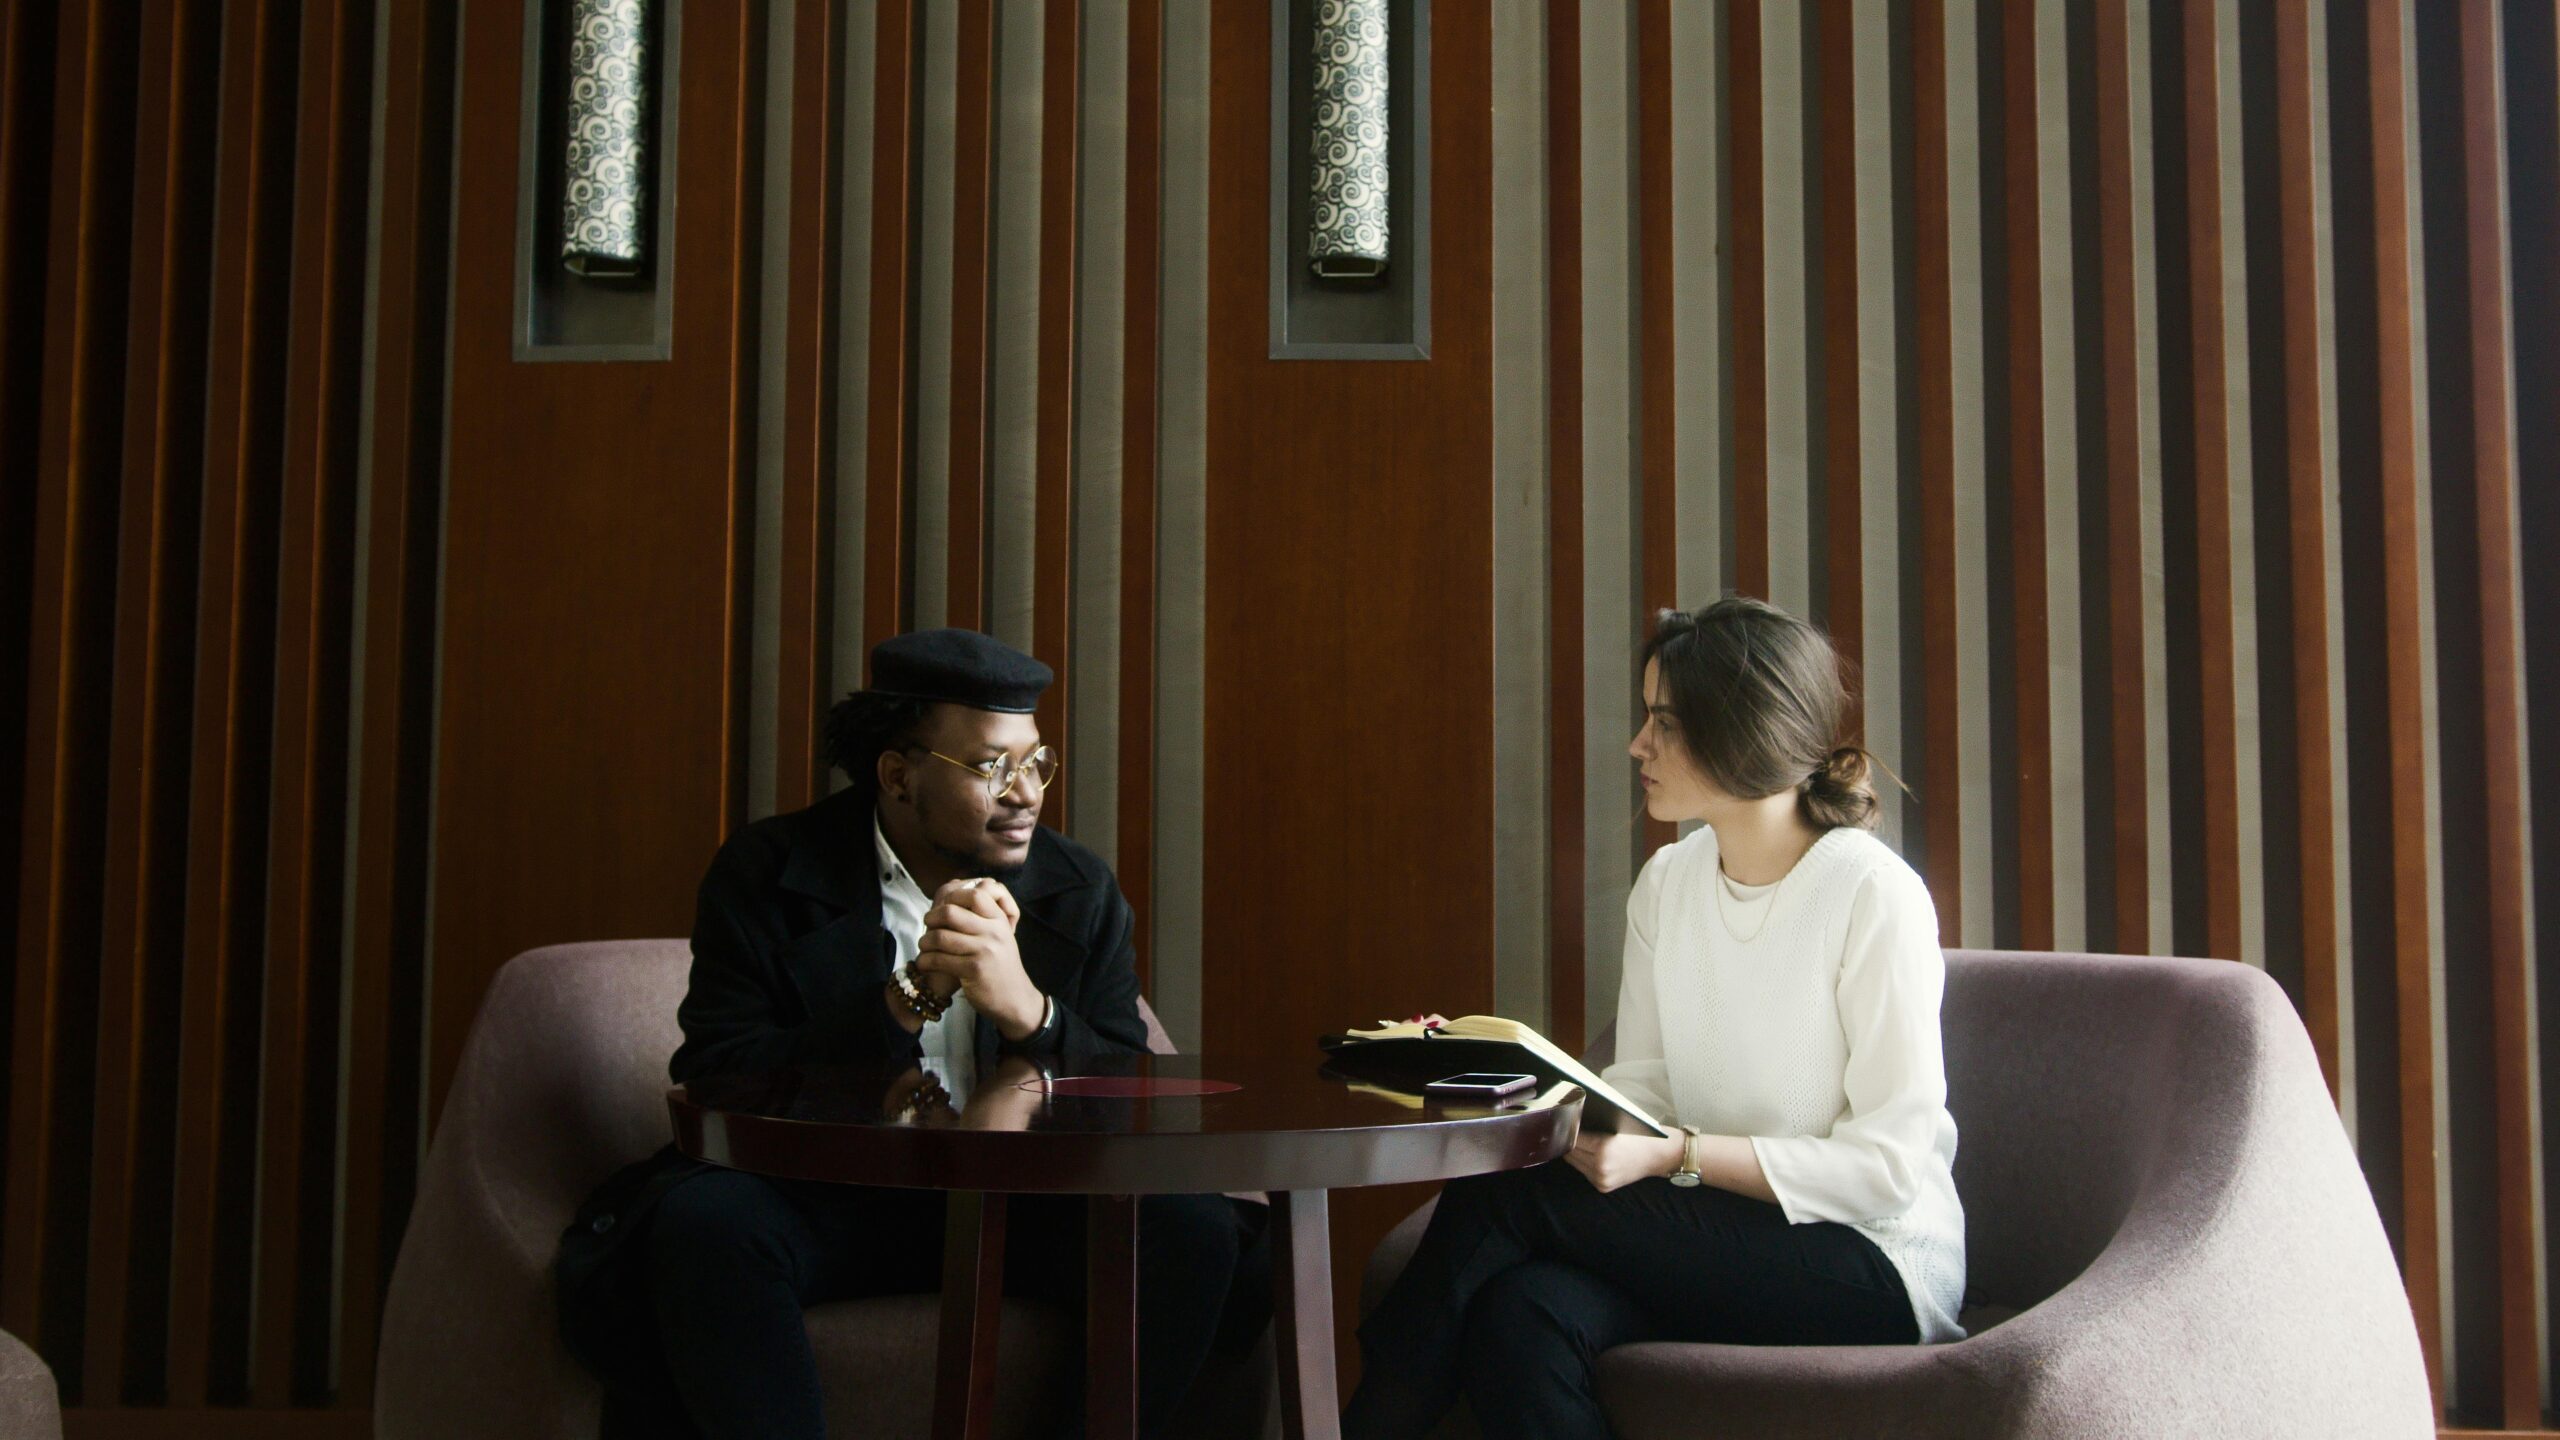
[667,1052,1582,1440]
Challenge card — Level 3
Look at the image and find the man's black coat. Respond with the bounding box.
[555,784,1151,1388]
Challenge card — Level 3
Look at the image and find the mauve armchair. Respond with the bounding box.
[0,1328,59,1440]
[1361,949,2433,1439]
[376,939,1274,1439]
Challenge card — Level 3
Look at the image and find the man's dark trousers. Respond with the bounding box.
[624,1166,1267,1440]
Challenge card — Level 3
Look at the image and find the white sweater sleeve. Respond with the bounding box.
[1597,850,1677,1123]
[1748,866,1949,1224]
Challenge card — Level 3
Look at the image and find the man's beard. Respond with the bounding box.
[940,839,1028,887]
[915,793,1031,886]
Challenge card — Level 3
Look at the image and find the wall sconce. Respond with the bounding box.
[1308,0,1388,279]
[562,0,651,278]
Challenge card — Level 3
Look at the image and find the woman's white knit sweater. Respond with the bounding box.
[1599,823,1968,1343]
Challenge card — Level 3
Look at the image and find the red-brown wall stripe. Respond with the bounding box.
[2181,0,2244,964]
[7,0,136,1378]
[165,0,288,1401]
[2452,0,2535,1424]
[2363,0,2445,1397]
[1911,0,1962,941]
[2093,0,2150,957]
[253,0,369,1402]
[1999,0,2053,951]
[83,0,210,1398]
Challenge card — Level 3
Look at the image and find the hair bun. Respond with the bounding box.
[1803,744,1879,830]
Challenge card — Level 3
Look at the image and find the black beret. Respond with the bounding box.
[867,628,1053,714]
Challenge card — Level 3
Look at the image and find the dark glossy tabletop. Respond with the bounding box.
[668,1052,1586,1195]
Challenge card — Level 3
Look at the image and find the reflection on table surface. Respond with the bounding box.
[672,1049,1588,1140]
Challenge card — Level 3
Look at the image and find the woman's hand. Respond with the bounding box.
[1563,1129,1687,1193]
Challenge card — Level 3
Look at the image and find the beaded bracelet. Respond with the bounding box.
[893,962,951,1023]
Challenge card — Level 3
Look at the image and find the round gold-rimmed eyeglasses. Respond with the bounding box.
[920,744,1060,802]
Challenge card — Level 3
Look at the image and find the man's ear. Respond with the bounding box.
[875,749,908,805]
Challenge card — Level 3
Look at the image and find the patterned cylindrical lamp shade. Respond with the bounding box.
[1308,0,1388,279]
[562,0,650,278]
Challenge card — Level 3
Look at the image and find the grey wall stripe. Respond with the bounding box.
[1580,0,1640,1031]
[1759,0,1812,620]
[834,0,880,711]
[1945,0,1995,948]
[337,0,407,1367]
[913,0,959,628]
[1670,0,1723,613]
[2126,0,2175,952]
[2306,0,2357,1128]
[1070,0,1130,867]
[2036,0,2086,950]
[749,1,798,823]
[988,3,1044,656]
[1490,0,1550,1031]
[2213,0,2264,968]
[1153,0,1211,1049]
[2386,0,2457,1356]
[1853,0,1905,852]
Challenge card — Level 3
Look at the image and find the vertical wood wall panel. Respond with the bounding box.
[1545,0,1586,1051]
[83,2,207,1399]
[776,0,844,813]
[337,0,458,1403]
[2180,0,2246,963]
[1815,2,1864,720]
[165,0,289,1403]
[860,0,918,666]
[3,0,2554,1428]
[1115,0,1159,987]
[2001,0,2056,951]
[2095,0,2154,956]
[1635,0,1674,859]
[1726,0,1767,600]
[2361,0,2447,1394]
[2450,0,2539,1423]
[1911,0,1964,939]
[2274,0,2347,1095]
[254,0,369,1401]
[943,5,994,635]
[7,0,137,1388]
[1031,0,1080,827]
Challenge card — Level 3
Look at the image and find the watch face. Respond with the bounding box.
[1668,1172,1702,1188]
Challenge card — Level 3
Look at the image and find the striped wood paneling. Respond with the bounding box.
[4,0,2557,1430]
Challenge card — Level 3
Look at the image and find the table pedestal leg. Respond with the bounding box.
[934,1190,1007,1440]
[1087,1193,1140,1440]
[1273,1190,1341,1440]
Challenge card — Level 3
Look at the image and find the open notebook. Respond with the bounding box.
[1319,1016,1671,1138]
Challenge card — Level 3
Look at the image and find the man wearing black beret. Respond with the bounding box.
[557,629,1269,1439]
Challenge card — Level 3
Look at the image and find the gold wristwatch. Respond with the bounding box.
[1668,1127,1704,1188]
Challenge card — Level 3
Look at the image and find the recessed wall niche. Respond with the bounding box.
[1270,0,1432,360]
[515,0,680,361]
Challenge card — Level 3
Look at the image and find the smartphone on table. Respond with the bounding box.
[1422,1072,1539,1105]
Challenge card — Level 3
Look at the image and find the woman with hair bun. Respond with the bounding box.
[1344,595,1966,1440]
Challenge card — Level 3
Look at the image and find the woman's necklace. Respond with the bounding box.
[1714,863,1777,944]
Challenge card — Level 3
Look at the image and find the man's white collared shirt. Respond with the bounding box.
[874,817,977,1079]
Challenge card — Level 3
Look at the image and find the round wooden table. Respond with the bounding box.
[667,1052,1584,1440]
